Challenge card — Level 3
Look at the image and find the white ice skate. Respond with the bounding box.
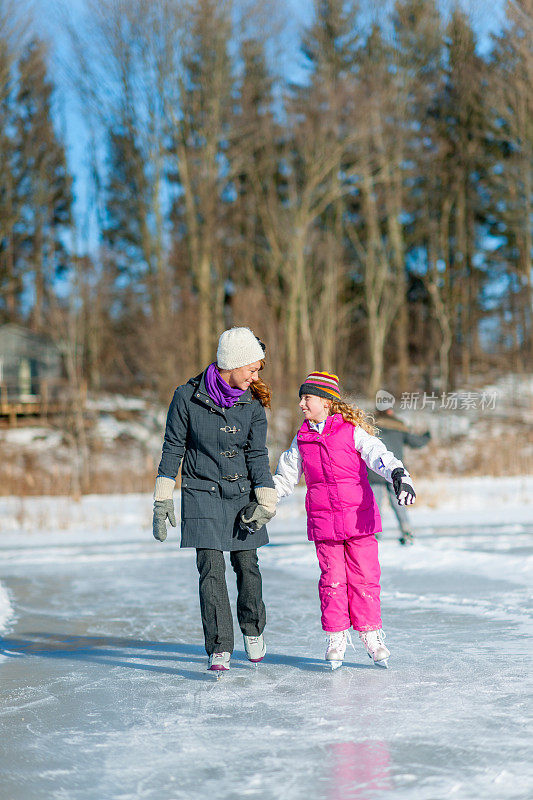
[207,651,231,675]
[325,630,350,670]
[243,633,266,663]
[359,629,390,668]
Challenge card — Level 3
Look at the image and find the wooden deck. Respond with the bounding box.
[0,380,86,425]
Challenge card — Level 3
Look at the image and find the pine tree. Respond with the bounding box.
[412,7,493,388]
[341,22,402,396]
[300,0,360,87]
[15,38,72,330]
[434,9,491,384]
[228,34,281,298]
[104,127,152,288]
[488,0,533,365]
[392,0,447,387]
[98,0,172,325]
[0,34,21,320]
[0,3,29,321]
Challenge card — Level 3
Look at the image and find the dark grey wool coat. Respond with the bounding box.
[157,369,275,551]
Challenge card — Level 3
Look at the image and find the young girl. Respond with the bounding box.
[273,371,416,669]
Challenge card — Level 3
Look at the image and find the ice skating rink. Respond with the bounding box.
[0,483,532,800]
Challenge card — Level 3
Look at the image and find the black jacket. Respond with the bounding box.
[158,369,275,551]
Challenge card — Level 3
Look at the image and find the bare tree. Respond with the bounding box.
[164,0,233,365]
[67,0,174,323]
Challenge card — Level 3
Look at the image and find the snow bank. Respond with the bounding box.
[0,476,531,543]
[0,581,14,661]
[93,414,157,443]
[397,474,533,528]
[0,427,63,448]
[84,394,149,412]
[0,583,13,630]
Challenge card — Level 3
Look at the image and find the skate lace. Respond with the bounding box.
[326,630,353,652]
[361,629,386,650]
[247,636,260,644]
[375,629,386,645]
[326,631,345,648]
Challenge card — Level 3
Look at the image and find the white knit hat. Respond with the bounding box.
[216,327,265,370]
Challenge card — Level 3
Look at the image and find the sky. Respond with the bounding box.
[30,0,509,256]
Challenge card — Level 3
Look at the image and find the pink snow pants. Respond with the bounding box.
[315,535,382,633]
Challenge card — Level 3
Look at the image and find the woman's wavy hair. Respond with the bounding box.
[327,397,377,436]
[250,359,272,408]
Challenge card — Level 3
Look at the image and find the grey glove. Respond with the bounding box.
[240,486,278,533]
[153,499,176,542]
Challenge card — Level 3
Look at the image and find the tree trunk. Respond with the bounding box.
[197,252,213,365]
[293,228,316,376]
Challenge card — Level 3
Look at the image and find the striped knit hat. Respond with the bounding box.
[299,371,340,401]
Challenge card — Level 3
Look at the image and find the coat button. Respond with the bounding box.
[211,486,215,491]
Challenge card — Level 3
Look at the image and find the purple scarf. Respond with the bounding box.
[204,363,245,408]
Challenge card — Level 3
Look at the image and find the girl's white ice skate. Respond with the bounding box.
[325,630,349,670]
[359,629,390,668]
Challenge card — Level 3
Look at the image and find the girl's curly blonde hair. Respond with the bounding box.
[327,397,377,436]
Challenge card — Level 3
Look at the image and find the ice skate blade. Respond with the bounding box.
[207,669,227,680]
[328,660,343,670]
[368,654,389,668]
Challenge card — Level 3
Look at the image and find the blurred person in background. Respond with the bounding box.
[368,407,430,546]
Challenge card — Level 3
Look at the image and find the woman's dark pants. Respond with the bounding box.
[196,548,266,655]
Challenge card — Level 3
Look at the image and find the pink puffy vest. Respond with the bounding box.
[297,413,382,541]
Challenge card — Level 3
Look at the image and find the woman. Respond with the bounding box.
[152,327,278,673]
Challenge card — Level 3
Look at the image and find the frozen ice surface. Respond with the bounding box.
[0,481,532,800]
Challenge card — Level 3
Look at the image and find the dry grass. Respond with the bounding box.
[0,415,530,498]
[0,464,158,497]
[411,422,532,479]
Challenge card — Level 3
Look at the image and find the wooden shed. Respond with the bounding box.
[0,324,64,419]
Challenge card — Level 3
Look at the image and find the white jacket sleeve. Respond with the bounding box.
[273,435,303,499]
[353,426,408,483]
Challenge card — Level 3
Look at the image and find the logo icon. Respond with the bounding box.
[375,390,395,411]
